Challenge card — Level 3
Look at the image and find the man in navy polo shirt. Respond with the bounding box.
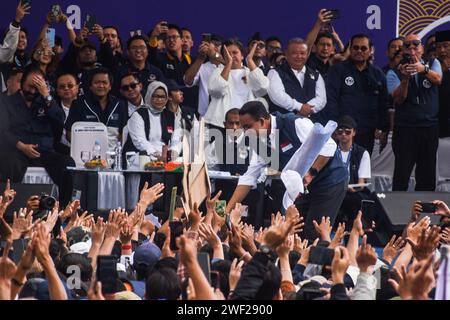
[65,67,128,150]
[324,34,389,155]
[114,35,165,97]
[148,23,196,108]
[225,101,348,240]
[387,34,442,191]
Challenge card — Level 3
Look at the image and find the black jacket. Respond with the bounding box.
[0,92,64,153]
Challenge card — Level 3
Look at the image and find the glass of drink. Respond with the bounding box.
[80,151,91,165]
[106,151,116,169]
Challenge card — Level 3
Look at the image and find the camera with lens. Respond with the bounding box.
[39,193,56,211]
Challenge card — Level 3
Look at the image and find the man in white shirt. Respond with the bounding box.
[268,38,327,120]
[335,115,373,225]
[226,101,348,240]
[55,73,79,155]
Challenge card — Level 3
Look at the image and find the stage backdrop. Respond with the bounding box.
[1,0,449,65]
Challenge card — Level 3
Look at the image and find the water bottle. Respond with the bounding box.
[92,140,101,160]
[115,141,122,171]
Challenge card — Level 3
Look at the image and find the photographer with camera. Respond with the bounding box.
[0,67,75,207]
[387,34,443,192]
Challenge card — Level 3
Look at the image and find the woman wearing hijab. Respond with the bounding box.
[125,81,183,159]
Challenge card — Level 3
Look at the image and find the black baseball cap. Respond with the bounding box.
[337,115,357,129]
[165,79,184,93]
[436,30,450,43]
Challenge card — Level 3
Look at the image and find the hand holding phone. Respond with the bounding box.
[85,14,96,32]
[308,246,335,265]
[361,200,376,229]
[420,202,437,214]
[96,255,118,295]
[201,33,212,43]
[51,4,61,19]
[169,221,184,251]
[215,200,226,218]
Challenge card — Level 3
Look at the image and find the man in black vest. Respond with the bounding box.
[387,34,443,191]
[226,101,348,240]
[436,30,450,138]
[267,38,327,122]
[334,116,372,224]
[324,34,389,155]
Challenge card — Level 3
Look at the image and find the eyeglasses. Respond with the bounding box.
[151,94,167,100]
[37,49,55,56]
[58,83,77,90]
[336,129,353,135]
[403,40,421,48]
[166,35,180,41]
[130,45,147,51]
[252,42,265,50]
[120,82,139,91]
[267,45,282,52]
[352,45,369,52]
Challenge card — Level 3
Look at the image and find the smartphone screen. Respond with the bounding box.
[51,4,61,18]
[308,246,335,265]
[169,221,184,251]
[45,28,56,48]
[201,33,212,43]
[85,14,96,31]
[197,252,211,283]
[420,202,437,213]
[361,200,376,229]
[328,9,340,20]
[96,255,118,295]
[225,214,232,231]
[215,200,226,218]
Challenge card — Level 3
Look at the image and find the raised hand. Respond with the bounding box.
[433,200,450,218]
[198,223,221,249]
[139,182,165,207]
[330,222,348,249]
[331,246,350,284]
[2,179,16,209]
[105,209,127,240]
[11,208,33,240]
[317,8,333,25]
[229,258,245,292]
[406,225,441,261]
[383,235,406,265]
[389,256,435,300]
[91,217,106,246]
[356,235,378,273]
[313,216,332,242]
[92,24,104,42]
[285,205,300,222]
[15,0,31,23]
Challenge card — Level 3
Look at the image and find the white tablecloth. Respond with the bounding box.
[97,172,126,210]
[22,167,54,184]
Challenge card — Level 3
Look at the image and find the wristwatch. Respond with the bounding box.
[259,244,272,256]
[423,64,430,75]
[44,95,53,105]
[308,168,319,178]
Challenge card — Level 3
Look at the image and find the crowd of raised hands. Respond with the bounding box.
[1,179,450,300]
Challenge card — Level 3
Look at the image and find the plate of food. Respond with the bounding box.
[144,160,165,171]
[84,159,108,169]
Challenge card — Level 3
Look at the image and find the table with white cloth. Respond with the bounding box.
[68,167,185,215]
